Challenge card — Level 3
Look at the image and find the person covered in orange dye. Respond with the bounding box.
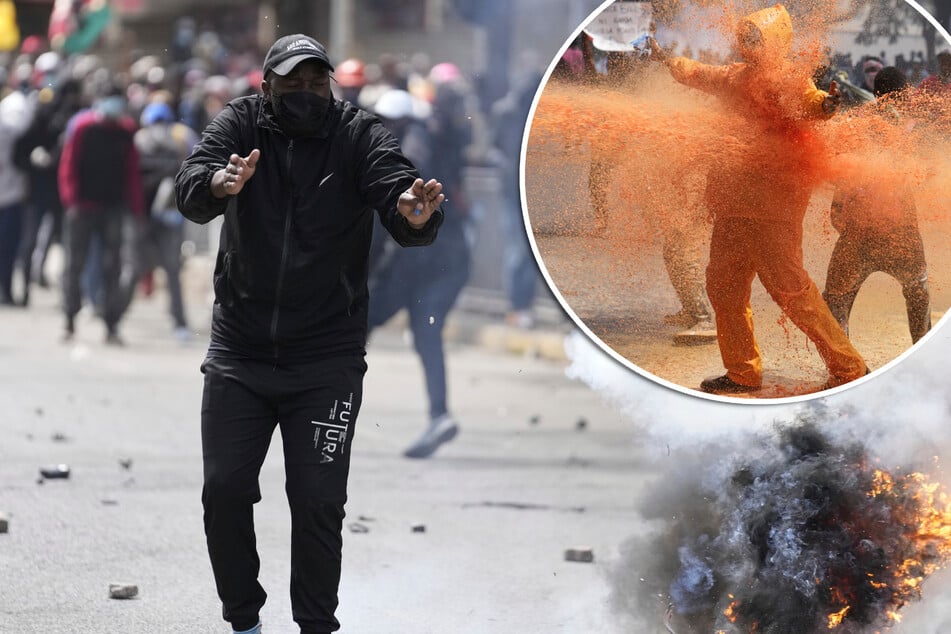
[650,4,868,395]
[823,67,931,345]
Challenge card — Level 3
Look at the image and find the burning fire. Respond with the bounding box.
[851,469,951,613]
[631,420,951,633]
[827,605,850,628]
[723,596,738,622]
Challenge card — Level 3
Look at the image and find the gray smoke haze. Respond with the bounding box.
[563,327,951,633]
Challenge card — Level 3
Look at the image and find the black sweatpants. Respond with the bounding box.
[200,354,366,634]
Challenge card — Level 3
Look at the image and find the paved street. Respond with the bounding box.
[0,274,658,634]
[5,263,951,633]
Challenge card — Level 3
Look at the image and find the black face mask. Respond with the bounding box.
[271,91,332,137]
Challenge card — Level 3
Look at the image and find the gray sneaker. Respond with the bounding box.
[403,415,459,459]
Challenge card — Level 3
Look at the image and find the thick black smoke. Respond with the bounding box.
[611,413,950,633]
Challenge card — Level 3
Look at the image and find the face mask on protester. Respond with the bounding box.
[271,90,332,137]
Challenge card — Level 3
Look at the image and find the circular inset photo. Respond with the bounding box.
[524,0,951,401]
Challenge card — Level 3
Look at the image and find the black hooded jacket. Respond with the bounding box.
[175,95,443,362]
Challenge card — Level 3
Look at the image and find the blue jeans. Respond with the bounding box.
[368,218,470,419]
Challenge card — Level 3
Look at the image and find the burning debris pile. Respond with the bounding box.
[620,420,951,633]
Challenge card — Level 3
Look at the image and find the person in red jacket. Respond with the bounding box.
[651,4,867,395]
[58,85,144,345]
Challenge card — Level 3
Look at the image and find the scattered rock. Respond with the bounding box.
[566,455,592,467]
[108,583,138,599]
[51,432,68,442]
[564,547,594,563]
[529,414,541,426]
[575,417,588,431]
[357,515,375,522]
[411,524,426,533]
[118,458,133,470]
[348,522,369,534]
[462,501,586,513]
[39,464,70,479]
[0,512,9,534]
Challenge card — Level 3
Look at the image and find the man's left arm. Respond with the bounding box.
[357,120,444,247]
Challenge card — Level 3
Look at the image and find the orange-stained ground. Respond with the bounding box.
[525,69,951,399]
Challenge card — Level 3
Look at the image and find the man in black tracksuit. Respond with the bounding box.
[175,34,444,634]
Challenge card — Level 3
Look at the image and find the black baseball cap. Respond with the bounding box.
[263,34,334,77]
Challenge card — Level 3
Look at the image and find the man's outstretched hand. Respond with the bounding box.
[211,149,260,198]
[822,80,841,115]
[397,178,444,228]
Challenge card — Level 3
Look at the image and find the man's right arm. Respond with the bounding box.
[648,37,731,95]
[356,118,443,247]
[174,103,243,225]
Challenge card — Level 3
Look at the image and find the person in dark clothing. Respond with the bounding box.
[14,77,83,305]
[490,67,543,327]
[58,88,144,344]
[367,87,471,459]
[124,101,199,339]
[0,87,32,306]
[174,34,444,634]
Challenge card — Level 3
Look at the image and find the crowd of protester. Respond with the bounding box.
[0,22,547,344]
[565,33,950,97]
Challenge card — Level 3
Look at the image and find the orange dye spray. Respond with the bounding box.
[524,0,951,389]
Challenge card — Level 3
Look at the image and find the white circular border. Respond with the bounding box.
[519,0,951,406]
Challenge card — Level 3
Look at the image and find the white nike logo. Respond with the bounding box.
[319,172,334,187]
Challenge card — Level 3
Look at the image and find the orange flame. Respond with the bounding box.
[827,605,850,628]
[864,469,951,610]
[828,585,848,605]
[867,573,888,590]
[723,599,739,623]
